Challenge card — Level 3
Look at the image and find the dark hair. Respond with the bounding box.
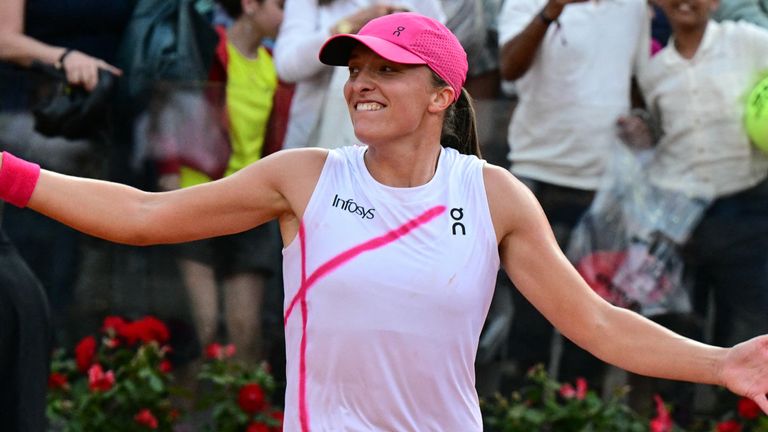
[432,73,481,157]
[217,0,243,18]
[219,0,268,18]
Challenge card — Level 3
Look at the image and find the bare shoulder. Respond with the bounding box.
[261,147,330,173]
[482,163,548,243]
[266,147,328,186]
[251,147,330,215]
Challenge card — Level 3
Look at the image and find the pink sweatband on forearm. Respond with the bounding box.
[0,151,41,208]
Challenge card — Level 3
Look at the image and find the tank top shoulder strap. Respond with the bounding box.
[301,146,364,223]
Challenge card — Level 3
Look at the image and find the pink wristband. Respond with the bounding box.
[0,151,41,208]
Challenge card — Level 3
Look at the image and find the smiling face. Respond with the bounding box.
[342,44,454,146]
[655,0,718,32]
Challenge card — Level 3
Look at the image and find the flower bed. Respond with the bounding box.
[47,316,766,431]
[481,365,768,432]
[46,315,282,431]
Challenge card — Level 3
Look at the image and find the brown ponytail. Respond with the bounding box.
[431,73,481,157]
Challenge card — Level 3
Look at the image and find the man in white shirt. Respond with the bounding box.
[497,0,650,388]
[636,0,768,354]
[615,0,768,418]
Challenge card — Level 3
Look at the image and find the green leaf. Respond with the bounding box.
[148,372,165,393]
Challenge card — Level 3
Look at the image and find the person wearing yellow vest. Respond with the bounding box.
[158,0,284,373]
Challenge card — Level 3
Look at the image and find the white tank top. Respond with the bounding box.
[282,145,500,431]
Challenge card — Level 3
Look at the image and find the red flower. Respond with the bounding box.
[87,364,115,392]
[650,394,673,432]
[75,336,97,372]
[223,344,236,357]
[205,343,221,359]
[47,372,68,390]
[560,383,576,399]
[238,383,267,414]
[575,377,587,400]
[138,316,170,343]
[717,420,743,432]
[159,360,173,374]
[134,408,159,429]
[168,409,180,422]
[737,397,762,420]
[246,423,269,432]
[120,316,170,345]
[559,378,587,400]
[205,342,236,360]
[269,410,284,432]
[101,316,128,335]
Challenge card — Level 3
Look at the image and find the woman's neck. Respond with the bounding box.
[228,19,264,59]
[363,141,443,188]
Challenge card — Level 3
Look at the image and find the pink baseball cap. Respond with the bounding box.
[319,12,467,103]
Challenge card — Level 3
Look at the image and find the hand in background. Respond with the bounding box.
[617,114,655,149]
[541,0,590,21]
[61,50,122,91]
[333,4,410,34]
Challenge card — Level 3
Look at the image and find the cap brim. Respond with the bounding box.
[319,34,426,67]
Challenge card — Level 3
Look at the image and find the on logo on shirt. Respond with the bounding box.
[451,207,466,235]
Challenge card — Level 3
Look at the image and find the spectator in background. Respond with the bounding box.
[651,2,673,46]
[0,0,132,339]
[273,0,444,150]
[0,0,130,429]
[156,0,285,371]
[0,225,51,432]
[497,0,650,388]
[625,0,768,414]
[0,0,125,96]
[443,0,502,99]
[714,0,768,28]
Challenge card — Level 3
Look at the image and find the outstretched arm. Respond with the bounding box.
[484,164,768,413]
[2,148,327,246]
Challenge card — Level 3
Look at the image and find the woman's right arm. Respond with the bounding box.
[0,0,121,90]
[11,148,328,246]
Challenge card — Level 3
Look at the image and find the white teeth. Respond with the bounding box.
[356,102,384,111]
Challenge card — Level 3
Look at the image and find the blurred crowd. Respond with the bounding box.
[0,0,766,429]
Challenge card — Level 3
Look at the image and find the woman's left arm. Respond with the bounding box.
[484,164,768,412]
